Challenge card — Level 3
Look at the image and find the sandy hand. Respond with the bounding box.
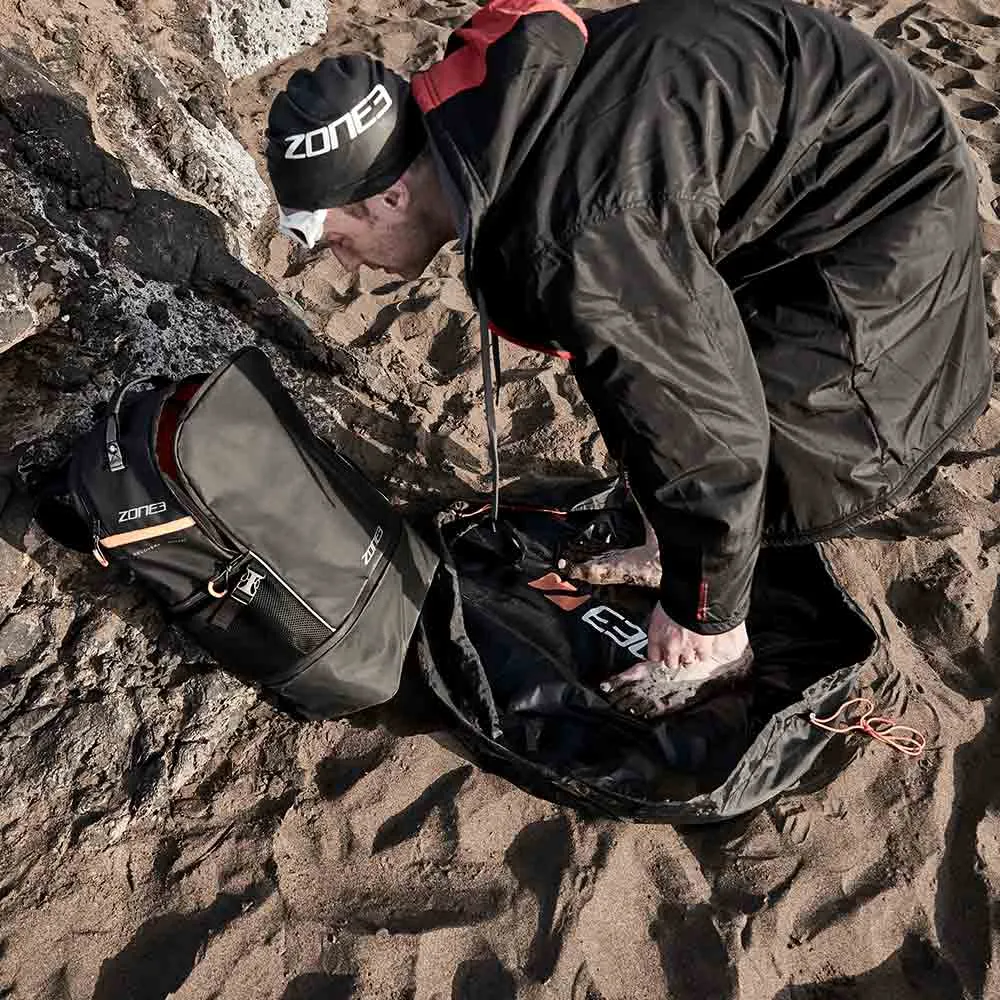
[600,604,752,719]
[600,648,754,718]
[559,507,662,589]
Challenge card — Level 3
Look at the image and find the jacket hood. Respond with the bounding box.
[410,0,588,273]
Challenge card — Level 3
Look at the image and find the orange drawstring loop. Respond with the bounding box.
[809,697,926,758]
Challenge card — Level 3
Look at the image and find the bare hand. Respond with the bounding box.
[644,602,748,671]
[559,503,753,717]
[560,506,661,589]
[599,604,752,719]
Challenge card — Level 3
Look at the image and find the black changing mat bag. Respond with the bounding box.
[407,480,881,823]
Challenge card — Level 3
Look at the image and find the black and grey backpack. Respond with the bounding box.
[37,346,439,718]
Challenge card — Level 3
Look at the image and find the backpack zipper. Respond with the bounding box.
[171,458,333,631]
[69,460,112,568]
[169,369,389,642]
[160,471,238,559]
[170,550,250,615]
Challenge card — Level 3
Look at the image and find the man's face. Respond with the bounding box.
[317,187,442,280]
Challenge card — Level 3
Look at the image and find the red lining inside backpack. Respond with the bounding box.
[156,380,203,481]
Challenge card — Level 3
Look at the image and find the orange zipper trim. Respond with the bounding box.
[101,516,196,549]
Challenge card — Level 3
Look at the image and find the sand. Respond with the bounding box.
[0,0,999,997]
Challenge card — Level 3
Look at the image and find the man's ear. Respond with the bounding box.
[379,177,411,213]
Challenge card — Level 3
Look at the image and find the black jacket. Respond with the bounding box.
[412,0,992,633]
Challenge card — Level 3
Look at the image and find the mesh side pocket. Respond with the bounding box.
[184,567,334,683]
[233,575,331,654]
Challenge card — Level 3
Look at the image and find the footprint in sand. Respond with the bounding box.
[371,764,474,855]
[281,972,356,1000]
[507,374,559,443]
[451,952,517,1000]
[504,815,575,982]
[773,806,813,847]
[571,961,610,1000]
[931,64,976,92]
[314,744,392,801]
[91,882,273,1000]
[960,101,999,122]
[903,20,934,45]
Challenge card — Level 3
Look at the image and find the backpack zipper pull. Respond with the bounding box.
[105,419,125,472]
[92,534,109,568]
[104,373,172,473]
[207,552,249,598]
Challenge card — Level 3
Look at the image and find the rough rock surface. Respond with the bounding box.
[2,0,270,256]
[208,0,328,79]
[0,0,999,999]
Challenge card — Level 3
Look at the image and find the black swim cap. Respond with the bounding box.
[266,55,426,211]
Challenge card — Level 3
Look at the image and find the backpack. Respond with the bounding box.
[36,346,439,718]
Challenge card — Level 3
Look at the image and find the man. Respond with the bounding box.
[263,0,991,717]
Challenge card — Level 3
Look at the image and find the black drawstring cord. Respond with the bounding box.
[477,295,500,525]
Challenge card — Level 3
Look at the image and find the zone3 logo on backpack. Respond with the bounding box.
[117,501,167,523]
[34,347,440,720]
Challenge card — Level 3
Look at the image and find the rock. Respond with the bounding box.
[207,0,328,80]
[0,53,380,983]
[80,254,101,277]
[145,299,170,329]
[41,46,271,258]
[0,307,36,354]
[0,218,37,259]
[1,53,135,226]
[0,49,350,906]
[0,615,43,666]
[182,94,219,132]
[41,363,90,391]
[182,154,209,188]
[0,264,38,354]
[0,303,36,345]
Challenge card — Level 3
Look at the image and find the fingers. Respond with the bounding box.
[598,614,753,722]
[609,687,662,718]
[600,661,654,693]
[646,624,665,666]
[650,630,692,670]
[557,552,618,585]
[646,602,667,664]
[647,604,751,671]
[647,602,687,669]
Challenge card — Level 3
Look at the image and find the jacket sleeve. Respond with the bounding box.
[541,201,769,633]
